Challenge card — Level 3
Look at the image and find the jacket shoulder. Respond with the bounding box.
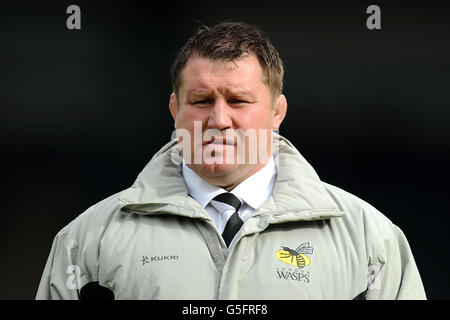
[53,190,126,249]
[323,182,393,227]
[36,190,128,299]
[321,182,405,259]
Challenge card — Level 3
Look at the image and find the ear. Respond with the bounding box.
[169,92,179,125]
[272,94,287,130]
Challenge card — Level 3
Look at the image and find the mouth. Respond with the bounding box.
[202,136,236,146]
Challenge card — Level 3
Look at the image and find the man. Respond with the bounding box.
[36,22,426,299]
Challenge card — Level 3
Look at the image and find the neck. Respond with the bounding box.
[191,161,269,191]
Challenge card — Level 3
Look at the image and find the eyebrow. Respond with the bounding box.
[187,89,212,96]
[187,89,255,98]
[229,91,255,98]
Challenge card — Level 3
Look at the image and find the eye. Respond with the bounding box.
[193,99,213,106]
[230,99,248,104]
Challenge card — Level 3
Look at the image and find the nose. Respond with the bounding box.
[206,98,233,130]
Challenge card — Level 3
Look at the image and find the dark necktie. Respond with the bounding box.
[211,193,243,247]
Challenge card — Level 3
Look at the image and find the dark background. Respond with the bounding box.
[1,0,449,299]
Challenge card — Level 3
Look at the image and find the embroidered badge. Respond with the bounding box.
[275,242,314,269]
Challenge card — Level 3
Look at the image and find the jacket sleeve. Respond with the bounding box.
[365,223,426,300]
[35,230,82,300]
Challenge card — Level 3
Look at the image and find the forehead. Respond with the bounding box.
[178,54,267,95]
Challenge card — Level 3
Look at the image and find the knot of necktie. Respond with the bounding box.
[211,192,242,213]
[210,192,243,247]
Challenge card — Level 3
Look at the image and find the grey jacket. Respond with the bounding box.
[36,135,426,299]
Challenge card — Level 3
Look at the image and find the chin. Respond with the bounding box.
[194,162,240,178]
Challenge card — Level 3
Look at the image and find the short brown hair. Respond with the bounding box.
[170,21,284,98]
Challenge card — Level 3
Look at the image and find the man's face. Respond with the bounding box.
[169,54,287,190]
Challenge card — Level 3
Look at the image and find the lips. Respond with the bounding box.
[203,136,236,146]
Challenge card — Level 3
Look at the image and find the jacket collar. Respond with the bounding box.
[118,133,344,223]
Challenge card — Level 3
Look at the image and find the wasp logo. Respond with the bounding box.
[275,242,314,269]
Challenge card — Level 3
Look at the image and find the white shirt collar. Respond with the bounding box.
[231,157,276,209]
[181,162,225,208]
[181,158,277,210]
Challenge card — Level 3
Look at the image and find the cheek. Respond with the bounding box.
[175,108,206,130]
[235,107,273,130]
